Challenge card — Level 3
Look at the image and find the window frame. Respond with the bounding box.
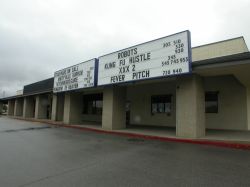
[151,94,172,115]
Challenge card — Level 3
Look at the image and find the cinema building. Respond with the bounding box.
[1,31,250,139]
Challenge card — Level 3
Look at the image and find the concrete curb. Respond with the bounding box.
[8,116,250,151]
[61,124,250,150]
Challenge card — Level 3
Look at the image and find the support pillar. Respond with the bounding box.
[14,98,24,116]
[35,95,48,119]
[102,86,126,130]
[63,92,82,124]
[7,100,15,116]
[14,99,18,116]
[23,97,35,118]
[51,94,57,121]
[176,74,205,138]
[57,94,65,121]
[63,93,70,124]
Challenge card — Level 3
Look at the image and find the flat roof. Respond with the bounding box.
[192,52,250,68]
[192,36,247,50]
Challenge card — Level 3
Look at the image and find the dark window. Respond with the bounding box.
[83,94,103,115]
[151,95,172,115]
[205,92,218,113]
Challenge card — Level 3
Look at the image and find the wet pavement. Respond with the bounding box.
[0,116,250,187]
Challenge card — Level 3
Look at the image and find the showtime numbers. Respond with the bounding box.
[163,68,183,76]
[162,57,189,67]
[174,39,185,54]
[163,38,186,54]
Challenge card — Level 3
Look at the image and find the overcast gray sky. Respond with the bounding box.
[0,0,250,97]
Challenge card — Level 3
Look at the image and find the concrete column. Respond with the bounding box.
[176,74,205,138]
[102,86,126,130]
[57,94,65,121]
[7,100,15,116]
[14,99,18,116]
[35,95,48,119]
[23,98,27,117]
[48,95,53,120]
[247,88,250,130]
[63,92,82,124]
[23,97,35,118]
[0,102,3,114]
[14,98,24,116]
[51,94,57,121]
[63,93,70,124]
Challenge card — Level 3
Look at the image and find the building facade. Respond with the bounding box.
[1,35,250,139]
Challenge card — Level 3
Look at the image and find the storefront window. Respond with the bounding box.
[83,94,103,115]
[205,92,218,113]
[151,95,172,115]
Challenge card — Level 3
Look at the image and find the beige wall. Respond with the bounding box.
[126,75,248,131]
[192,37,248,62]
[127,80,176,127]
[204,75,248,130]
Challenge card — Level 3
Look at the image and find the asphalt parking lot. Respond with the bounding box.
[0,117,250,187]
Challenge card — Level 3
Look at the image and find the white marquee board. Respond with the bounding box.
[97,31,191,86]
[53,59,96,93]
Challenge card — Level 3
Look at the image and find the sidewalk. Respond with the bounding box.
[6,116,250,150]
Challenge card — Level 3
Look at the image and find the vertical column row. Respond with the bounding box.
[7,94,52,119]
[6,74,206,139]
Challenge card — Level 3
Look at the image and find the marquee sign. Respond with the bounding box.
[97,30,191,86]
[53,59,96,93]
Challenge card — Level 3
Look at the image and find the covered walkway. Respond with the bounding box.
[6,116,250,147]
